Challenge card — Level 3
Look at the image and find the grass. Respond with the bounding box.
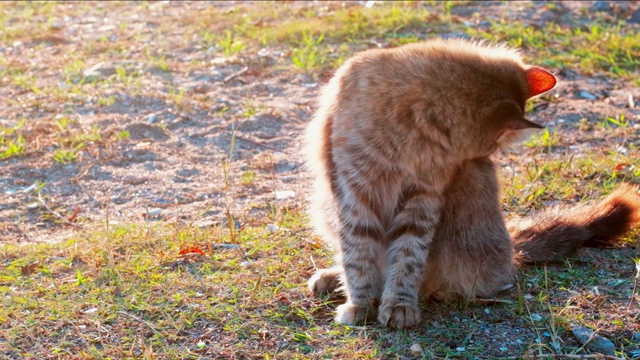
[1,1,640,359]
[3,219,638,358]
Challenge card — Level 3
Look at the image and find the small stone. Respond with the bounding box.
[235,149,253,161]
[593,1,612,12]
[145,208,162,219]
[212,244,240,250]
[571,324,616,356]
[531,313,542,321]
[267,224,279,233]
[275,190,295,200]
[22,183,38,193]
[616,146,628,154]
[628,8,640,24]
[441,32,472,40]
[280,175,296,182]
[456,346,465,352]
[409,343,423,354]
[579,91,597,100]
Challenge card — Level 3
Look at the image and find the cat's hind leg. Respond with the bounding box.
[308,266,344,295]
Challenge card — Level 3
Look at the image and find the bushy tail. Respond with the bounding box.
[510,183,640,265]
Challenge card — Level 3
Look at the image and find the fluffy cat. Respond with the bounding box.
[305,38,640,329]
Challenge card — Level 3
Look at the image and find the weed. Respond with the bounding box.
[52,148,78,164]
[115,65,138,85]
[116,130,130,140]
[242,99,263,118]
[524,127,558,149]
[97,96,116,106]
[601,114,629,129]
[218,30,244,57]
[0,134,26,160]
[241,171,256,185]
[0,120,27,160]
[291,32,327,71]
[11,71,41,93]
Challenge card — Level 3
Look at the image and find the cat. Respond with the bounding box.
[304,38,640,329]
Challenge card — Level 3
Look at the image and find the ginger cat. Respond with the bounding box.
[305,39,640,329]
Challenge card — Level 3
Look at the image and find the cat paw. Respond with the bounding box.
[377,302,421,329]
[308,268,342,295]
[335,302,377,325]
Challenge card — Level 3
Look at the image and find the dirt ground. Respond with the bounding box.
[0,1,322,244]
[1,1,639,245]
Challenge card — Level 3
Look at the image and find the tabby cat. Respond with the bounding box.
[305,38,640,329]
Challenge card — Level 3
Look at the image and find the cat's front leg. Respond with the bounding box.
[378,184,442,328]
[329,187,388,325]
[334,222,386,325]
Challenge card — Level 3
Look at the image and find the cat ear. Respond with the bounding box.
[497,118,544,146]
[504,117,544,131]
[526,66,556,98]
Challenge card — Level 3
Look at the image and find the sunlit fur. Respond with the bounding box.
[305,38,640,329]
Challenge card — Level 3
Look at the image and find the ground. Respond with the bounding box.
[1,1,640,359]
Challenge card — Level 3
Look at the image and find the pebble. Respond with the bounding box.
[22,183,38,193]
[456,347,465,352]
[145,208,162,218]
[22,201,47,212]
[592,1,612,12]
[280,175,296,182]
[212,243,240,250]
[409,343,423,355]
[629,8,640,24]
[579,91,597,100]
[275,190,295,200]
[571,324,616,356]
[530,313,542,321]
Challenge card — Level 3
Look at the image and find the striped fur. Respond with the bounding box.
[305,39,640,329]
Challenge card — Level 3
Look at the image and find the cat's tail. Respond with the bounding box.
[510,183,640,265]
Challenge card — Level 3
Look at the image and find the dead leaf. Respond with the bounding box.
[113,285,124,298]
[179,246,205,256]
[21,262,43,276]
[67,206,82,222]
